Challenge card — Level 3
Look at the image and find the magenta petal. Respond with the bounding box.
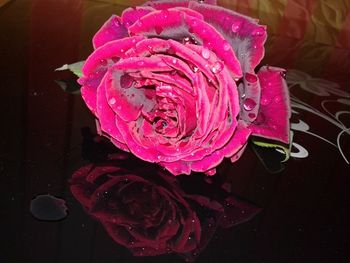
[191,123,251,172]
[249,66,291,144]
[92,15,129,49]
[143,0,189,9]
[189,2,266,73]
[121,6,155,27]
[95,75,127,147]
[144,0,216,9]
[82,36,144,76]
[81,86,98,114]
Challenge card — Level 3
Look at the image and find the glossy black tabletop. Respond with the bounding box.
[1,0,350,262]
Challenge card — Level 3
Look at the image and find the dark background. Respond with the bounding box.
[1,0,350,262]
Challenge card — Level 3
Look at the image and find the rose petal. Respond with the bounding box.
[96,75,128,147]
[189,1,266,73]
[121,6,155,27]
[92,15,129,49]
[249,66,291,144]
[143,0,189,9]
[129,9,242,78]
[190,122,251,172]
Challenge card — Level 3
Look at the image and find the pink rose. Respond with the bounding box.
[78,0,290,175]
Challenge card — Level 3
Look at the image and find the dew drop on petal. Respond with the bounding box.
[109,97,116,105]
[183,37,190,44]
[231,21,242,33]
[274,96,282,103]
[137,61,144,66]
[211,61,224,74]
[155,26,163,35]
[223,42,231,51]
[248,113,256,119]
[243,98,256,111]
[120,74,133,89]
[201,48,210,59]
[260,97,270,106]
[252,27,265,36]
[137,20,143,27]
[99,59,107,66]
[172,58,177,64]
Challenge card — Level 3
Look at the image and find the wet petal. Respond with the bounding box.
[93,15,129,49]
[121,6,155,27]
[249,66,291,144]
[189,1,266,73]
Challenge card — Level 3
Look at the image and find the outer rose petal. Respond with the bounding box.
[92,15,128,49]
[128,9,242,78]
[249,66,291,144]
[189,1,266,73]
[161,122,251,175]
[96,75,128,148]
[121,6,155,27]
[144,0,217,9]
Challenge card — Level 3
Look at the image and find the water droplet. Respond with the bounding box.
[137,61,144,66]
[280,70,287,79]
[172,58,177,64]
[260,97,270,106]
[223,42,231,51]
[117,105,122,110]
[99,59,107,65]
[243,98,256,111]
[120,74,133,89]
[109,98,116,105]
[248,113,256,119]
[274,96,282,103]
[201,48,210,59]
[231,21,242,33]
[252,27,265,36]
[183,37,190,44]
[245,73,257,83]
[211,61,224,74]
[155,26,163,35]
[192,66,199,73]
[137,20,143,27]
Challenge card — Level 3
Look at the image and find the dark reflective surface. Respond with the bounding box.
[1,0,350,262]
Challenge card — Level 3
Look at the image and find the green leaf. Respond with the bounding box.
[55,61,84,77]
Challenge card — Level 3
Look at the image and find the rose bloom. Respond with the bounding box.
[78,0,290,175]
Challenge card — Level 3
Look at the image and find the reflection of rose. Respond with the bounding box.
[78,1,290,175]
[71,164,203,256]
[70,161,260,259]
